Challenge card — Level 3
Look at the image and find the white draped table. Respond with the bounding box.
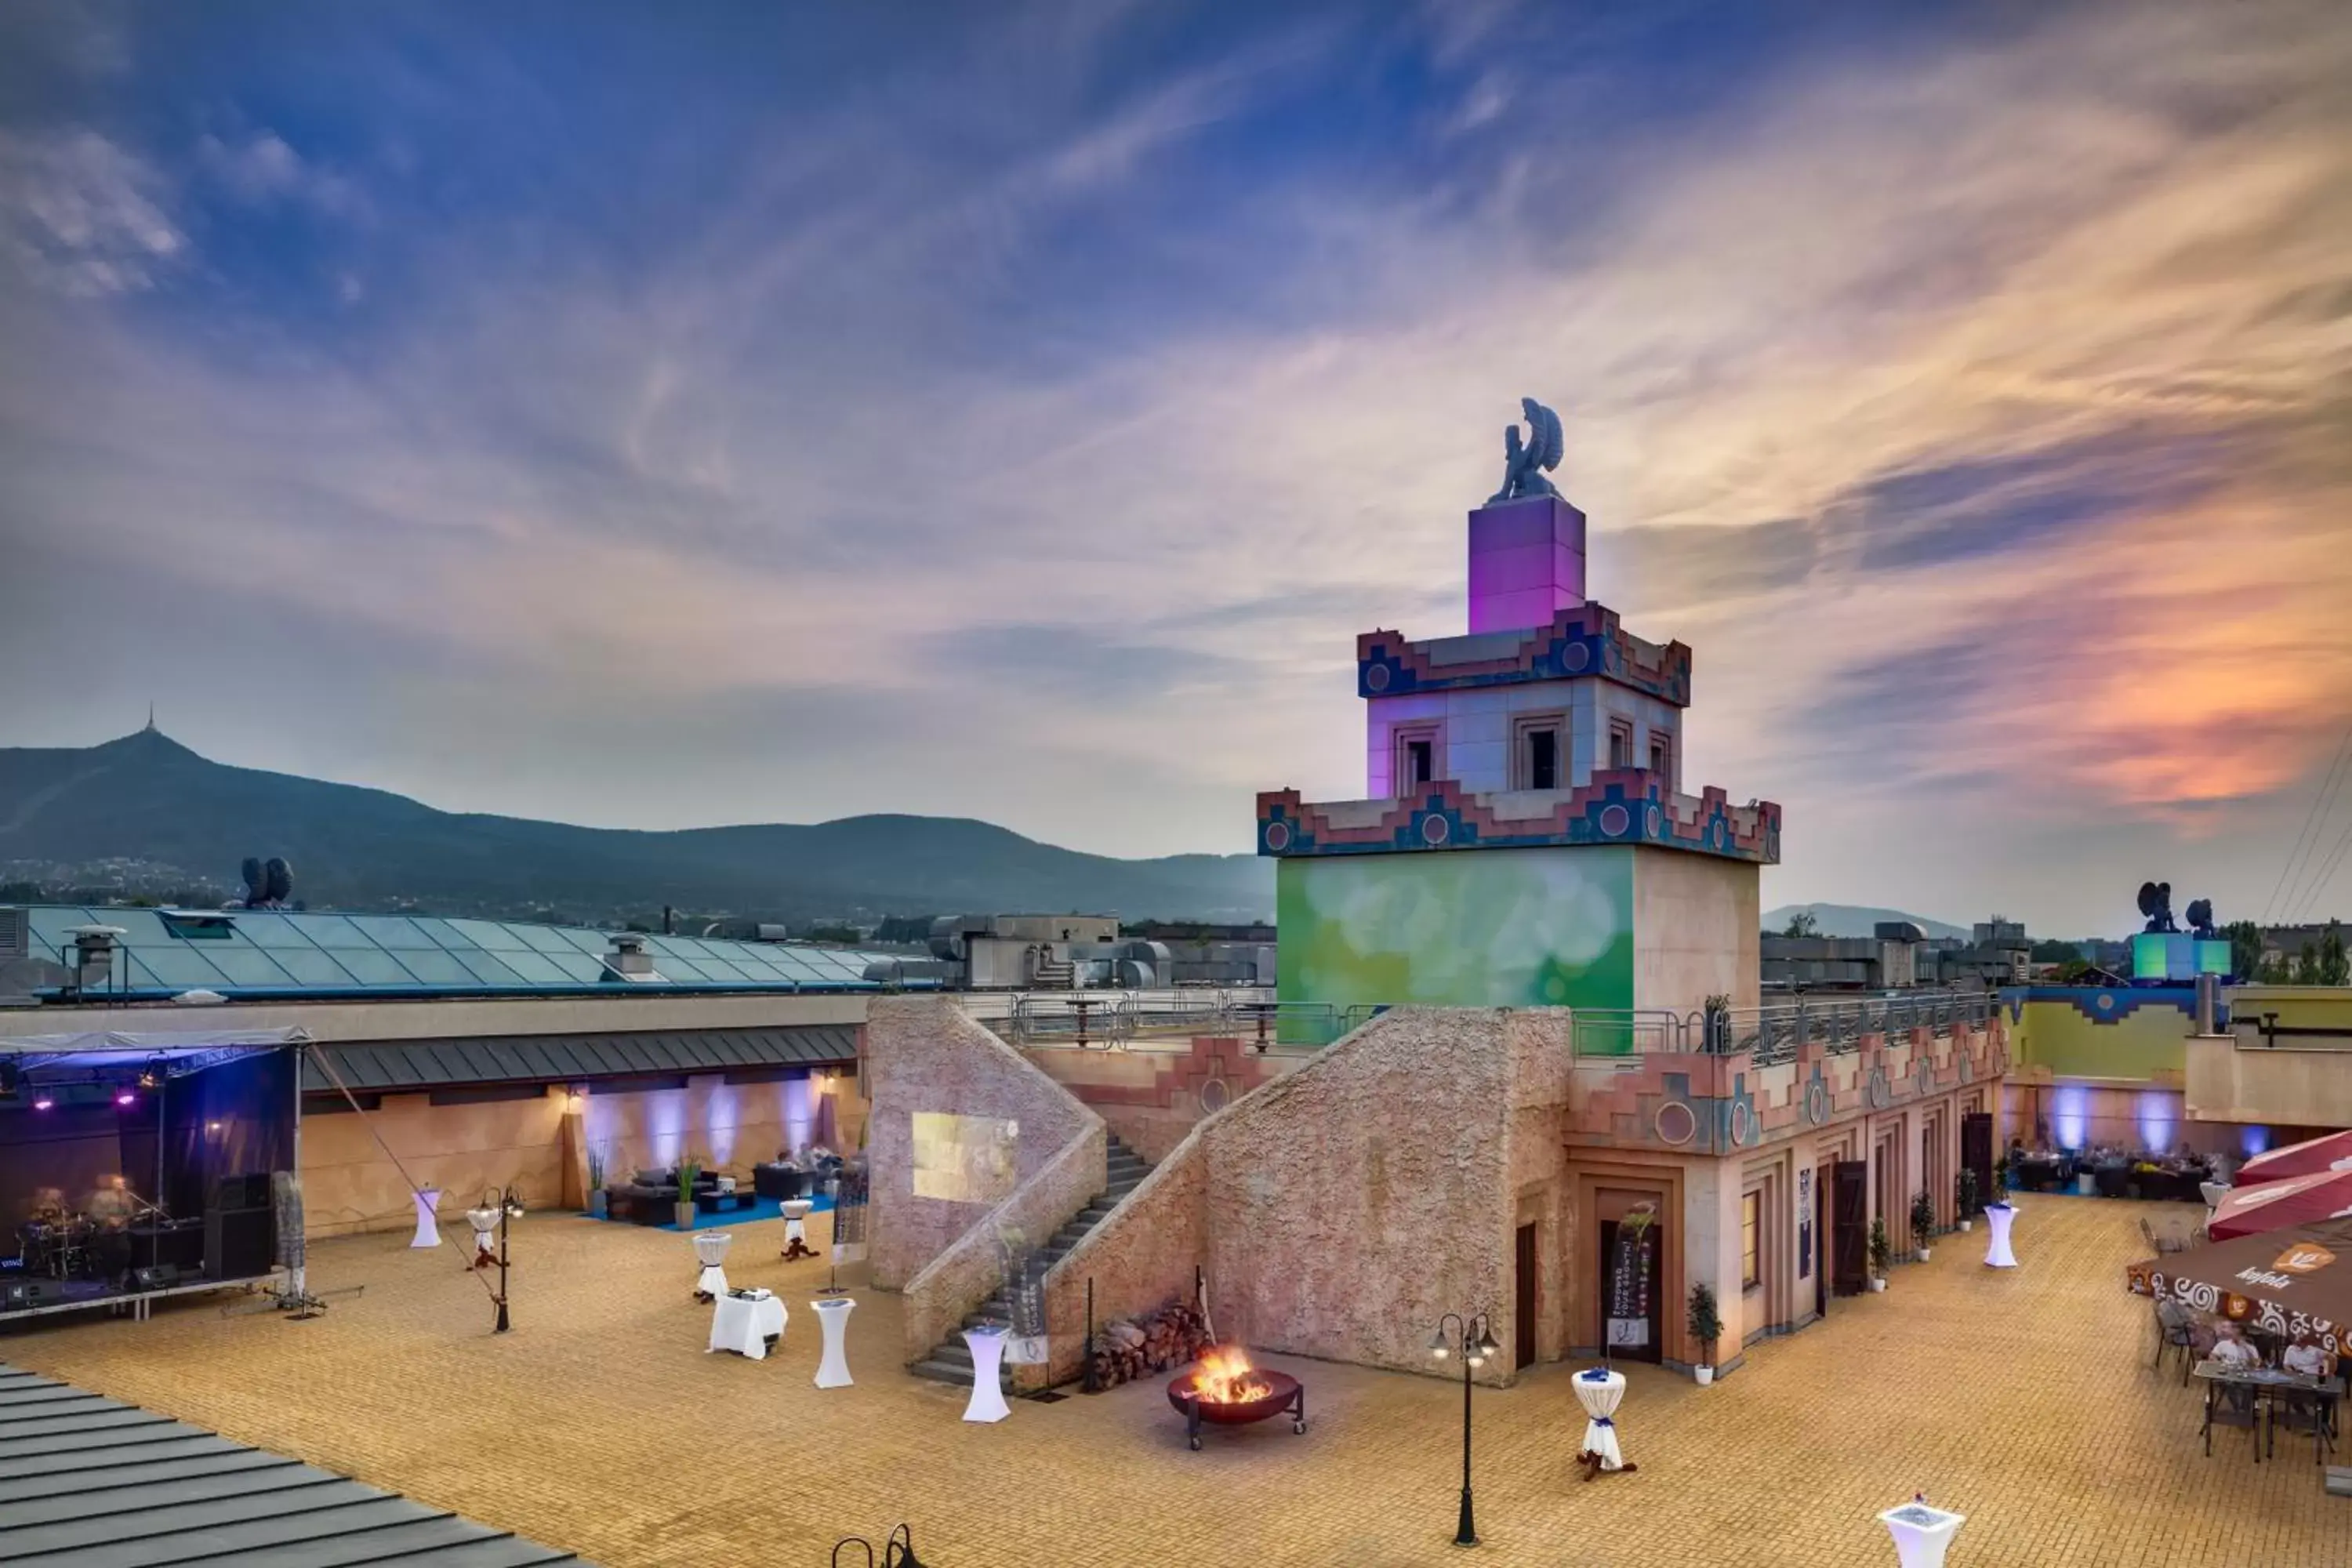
[465,1206,498,1269]
[782,1199,818,1260]
[812,1297,855,1388]
[1573,1367,1626,1470]
[693,1232,733,1299]
[1878,1501,1965,1568]
[1984,1203,2018,1268]
[409,1189,441,1249]
[962,1327,1011,1423]
[709,1290,787,1359]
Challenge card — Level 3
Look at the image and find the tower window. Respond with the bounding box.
[1609,719,1634,771]
[1406,739,1433,787]
[1528,728,1557,790]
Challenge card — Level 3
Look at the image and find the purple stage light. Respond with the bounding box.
[114,1091,136,1107]
[32,1096,54,1112]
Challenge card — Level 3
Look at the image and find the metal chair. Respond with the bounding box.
[2154,1299,2198,1383]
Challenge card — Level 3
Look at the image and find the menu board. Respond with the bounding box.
[1605,1210,1657,1347]
[1797,1168,1813,1280]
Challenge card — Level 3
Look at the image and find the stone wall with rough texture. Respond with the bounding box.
[1044,1137,1209,1385]
[901,1121,1105,1368]
[1021,1036,1312,1164]
[866,996,1102,1290]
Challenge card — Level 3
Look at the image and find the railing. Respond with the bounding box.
[1572,991,1994,1061]
[987,991,1356,1049]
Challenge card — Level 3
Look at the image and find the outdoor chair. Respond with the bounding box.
[2140,1217,2187,1256]
[2203,1375,2262,1459]
[2154,1299,2198,1383]
[2271,1387,2337,1465]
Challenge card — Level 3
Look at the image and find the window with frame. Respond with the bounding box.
[1608,718,1635,772]
[1741,1190,1762,1290]
[1394,726,1439,795]
[1512,714,1566,791]
[1648,732,1671,783]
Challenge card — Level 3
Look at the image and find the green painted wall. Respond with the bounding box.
[2008,994,2193,1081]
[1276,846,1635,1018]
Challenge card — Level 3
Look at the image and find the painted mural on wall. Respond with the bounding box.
[909,1112,1018,1203]
[1276,844,1633,1017]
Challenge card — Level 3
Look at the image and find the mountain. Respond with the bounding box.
[0,729,1274,923]
[1762,902,1972,942]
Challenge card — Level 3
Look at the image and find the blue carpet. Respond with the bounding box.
[628,1194,836,1232]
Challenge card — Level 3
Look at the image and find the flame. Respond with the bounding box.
[1190,1345,1272,1404]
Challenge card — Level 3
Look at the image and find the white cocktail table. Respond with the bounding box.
[1879,1501,1965,1568]
[1984,1203,2018,1268]
[962,1327,1011,1422]
[410,1189,441,1248]
[710,1290,787,1359]
[693,1231,733,1299]
[782,1198,818,1261]
[812,1297,855,1388]
[1573,1367,1626,1470]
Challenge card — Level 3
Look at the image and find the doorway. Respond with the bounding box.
[1832,1160,1868,1295]
[1814,1162,1833,1318]
[1515,1223,1537,1370]
[1597,1215,1663,1363]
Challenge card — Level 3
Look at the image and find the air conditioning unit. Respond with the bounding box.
[0,908,23,962]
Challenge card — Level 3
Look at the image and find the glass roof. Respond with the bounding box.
[16,906,919,999]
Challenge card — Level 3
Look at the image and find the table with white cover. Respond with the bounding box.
[963,1327,1011,1423]
[693,1231,733,1298]
[1573,1367,1626,1470]
[811,1297,855,1388]
[409,1189,441,1248]
[465,1205,499,1266]
[1983,1202,2018,1268]
[709,1289,787,1359]
[1878,1501,1965,1568]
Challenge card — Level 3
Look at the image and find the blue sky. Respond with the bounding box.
[2,0,2349,935]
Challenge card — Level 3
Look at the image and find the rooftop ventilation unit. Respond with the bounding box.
[64,925,128,996]
[602,931,666,984]
[0,908,23,962]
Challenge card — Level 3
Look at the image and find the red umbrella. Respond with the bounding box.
[2237,1130,2352,1187]
[2209,1167,2352,1240]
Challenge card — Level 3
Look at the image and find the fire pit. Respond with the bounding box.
[1166,1346,1306,1450]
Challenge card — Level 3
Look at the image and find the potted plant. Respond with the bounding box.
[1955,1167,1979,1232]
[1867,1217,1892,1290]
[1910,1190,1936,1262]
[1686,1281,1722,1385]
[1994,1153,2010,1195]
[674,1156,701,1230]
[587,1149,608,1220]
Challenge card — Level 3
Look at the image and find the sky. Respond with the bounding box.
[2,0,2349,937]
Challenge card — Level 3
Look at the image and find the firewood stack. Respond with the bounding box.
[1087,1298,1212,1388]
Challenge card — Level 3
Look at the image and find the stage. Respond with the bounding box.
[0,1269,278,1323]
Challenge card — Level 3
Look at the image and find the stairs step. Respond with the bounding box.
[909,1359,1008,1388]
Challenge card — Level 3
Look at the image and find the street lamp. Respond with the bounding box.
[486,1185,525,1333]
[1428,1311,1500,1547]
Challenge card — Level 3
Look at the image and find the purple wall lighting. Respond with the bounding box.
[2053,1083,2089,1150]
[1468,497,1586,633]
[2136,1089,2176,1154]
[2243,1124,2273,1158]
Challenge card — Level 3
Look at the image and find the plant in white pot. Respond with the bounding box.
[1867,1217,1892,1290]
[674,1156,701,1231]
[1687,1280,1722,1386]
[1955,1167,1979,1232]
[587,1149,608,1220]
[1910,1190,1936,1262]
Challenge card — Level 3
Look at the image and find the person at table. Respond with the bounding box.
[2212,1323,2263,1370]
[2285,1333,2333,1380]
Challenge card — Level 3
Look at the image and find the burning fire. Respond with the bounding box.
[1189,1345,1272,1404]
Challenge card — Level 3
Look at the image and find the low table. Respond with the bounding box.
[710,1290,787,1360]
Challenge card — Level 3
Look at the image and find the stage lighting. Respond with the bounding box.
[31,1096,54,1112]
[137,1058,164,1090]
[114,1091,136,1108]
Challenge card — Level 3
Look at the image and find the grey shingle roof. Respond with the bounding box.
[303,1025,858,1094]
[0,1362,580,1565]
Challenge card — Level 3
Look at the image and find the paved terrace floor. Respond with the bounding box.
[2,1196,2343,1566]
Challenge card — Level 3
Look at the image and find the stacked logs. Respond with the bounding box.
[1087,1298,1212,1389]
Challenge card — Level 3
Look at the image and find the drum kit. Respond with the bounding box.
[15,1214,128,1284]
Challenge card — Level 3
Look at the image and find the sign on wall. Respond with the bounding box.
[911,1112,1019,1203]
[1797,1168,1813,1279]
[1606,1203,1657,1348]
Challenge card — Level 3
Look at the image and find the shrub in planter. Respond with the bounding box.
[1867,1217,1893,1290]
[1955,1167,1980,1231]
[674,1156,701,1229]
[1687,1281,1723,1385]
[1911,1190,1936,1261]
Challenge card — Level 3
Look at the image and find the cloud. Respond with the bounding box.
[196,129,368,220]
[0,129,181,295]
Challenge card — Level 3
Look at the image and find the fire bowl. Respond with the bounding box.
[1167,1368,1307,1450]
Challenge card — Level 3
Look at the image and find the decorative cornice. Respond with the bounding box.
[1358,600,1692,706]
[1256,771,1780,864]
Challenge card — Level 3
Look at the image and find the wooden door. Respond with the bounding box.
[1832,1159,1868,1296]
[1515,1223,1537,1370]
[1962,1112,1995,1214]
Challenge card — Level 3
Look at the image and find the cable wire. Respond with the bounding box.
[2267,724,2352,924]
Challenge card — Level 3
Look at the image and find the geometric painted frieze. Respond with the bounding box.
[1258,779,1780,866]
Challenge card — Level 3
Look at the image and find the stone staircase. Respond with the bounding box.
[909,1131,1151,1388]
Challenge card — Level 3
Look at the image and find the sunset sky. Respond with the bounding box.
[3,1,2349,935]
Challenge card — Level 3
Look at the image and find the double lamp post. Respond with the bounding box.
[1429,1311,1500,1548]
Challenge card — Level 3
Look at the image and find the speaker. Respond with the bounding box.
[211,1173,272,1210]
[2,1277,46,1312]
[129,1263,181,1292]
[205,1207,276,1280]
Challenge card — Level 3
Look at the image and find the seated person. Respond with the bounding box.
[2210,1323,2263,1370]
[2284,1333,2332,1380]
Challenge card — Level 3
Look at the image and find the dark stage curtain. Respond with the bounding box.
[160,1050,297,1219]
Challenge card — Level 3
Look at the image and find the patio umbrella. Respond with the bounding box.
[2235,1129,2352,1187]
[2129,1214,2352,1357]
[2206,1167,2352,1240]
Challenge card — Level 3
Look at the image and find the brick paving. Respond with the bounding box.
[3,1196,2345,1566]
